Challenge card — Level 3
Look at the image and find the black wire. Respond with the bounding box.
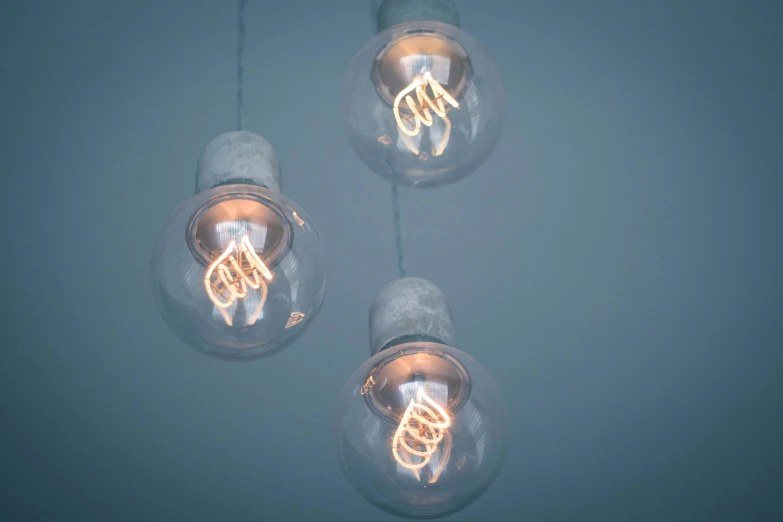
[391,184,407,278]
[237,0,246,130]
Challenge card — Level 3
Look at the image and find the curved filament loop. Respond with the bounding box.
[393,71,459,138]
[392,390,452,475]
[204,235,274,325]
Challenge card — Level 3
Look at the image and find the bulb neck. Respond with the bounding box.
[195,131,282,194]
[377,0,460,32]
[369,277,456,356]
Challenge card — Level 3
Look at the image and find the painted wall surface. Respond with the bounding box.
[1,1,781,520]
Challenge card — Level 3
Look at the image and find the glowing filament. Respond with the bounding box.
[285,312,305,328]
[360,375,376,395]
[204,235,273,325]
[393,71,459,139]
[392,389,451,472]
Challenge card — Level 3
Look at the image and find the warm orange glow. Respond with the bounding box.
[204,235,273,325]
[285,311,305,328]
[392,389,451,473]
[393,72,458,157]
[360,375,376,395]
[393,71,459,138]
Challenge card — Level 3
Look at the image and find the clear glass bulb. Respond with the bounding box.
[151,184,325,361]
[334,342,508,519]
[342,21,506,188]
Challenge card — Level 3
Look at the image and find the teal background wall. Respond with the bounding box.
[1,1,781,520]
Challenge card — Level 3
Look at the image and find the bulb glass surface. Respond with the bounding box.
[342,22,505,188]
[151,184,325,361]
[335,342,507,519]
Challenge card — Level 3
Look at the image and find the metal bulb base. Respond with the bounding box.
[195,131,282,194]
[369,277,456,355]
[377,0,460,32]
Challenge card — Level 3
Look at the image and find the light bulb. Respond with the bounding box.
[335,278,507,519]
[151,132,325,361]
[342,4,506,188]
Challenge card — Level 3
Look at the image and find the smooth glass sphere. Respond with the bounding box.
[151,184,325,361]
[334,342,507,518]
[342,21,506,188]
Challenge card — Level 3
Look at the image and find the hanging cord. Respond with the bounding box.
[236,0,247,130]
[391,184,407,278]
[368,0,407,278]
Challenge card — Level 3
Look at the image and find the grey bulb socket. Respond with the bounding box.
[195,131,282,194]
[369,277,457,355]
[377,0,460,32]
